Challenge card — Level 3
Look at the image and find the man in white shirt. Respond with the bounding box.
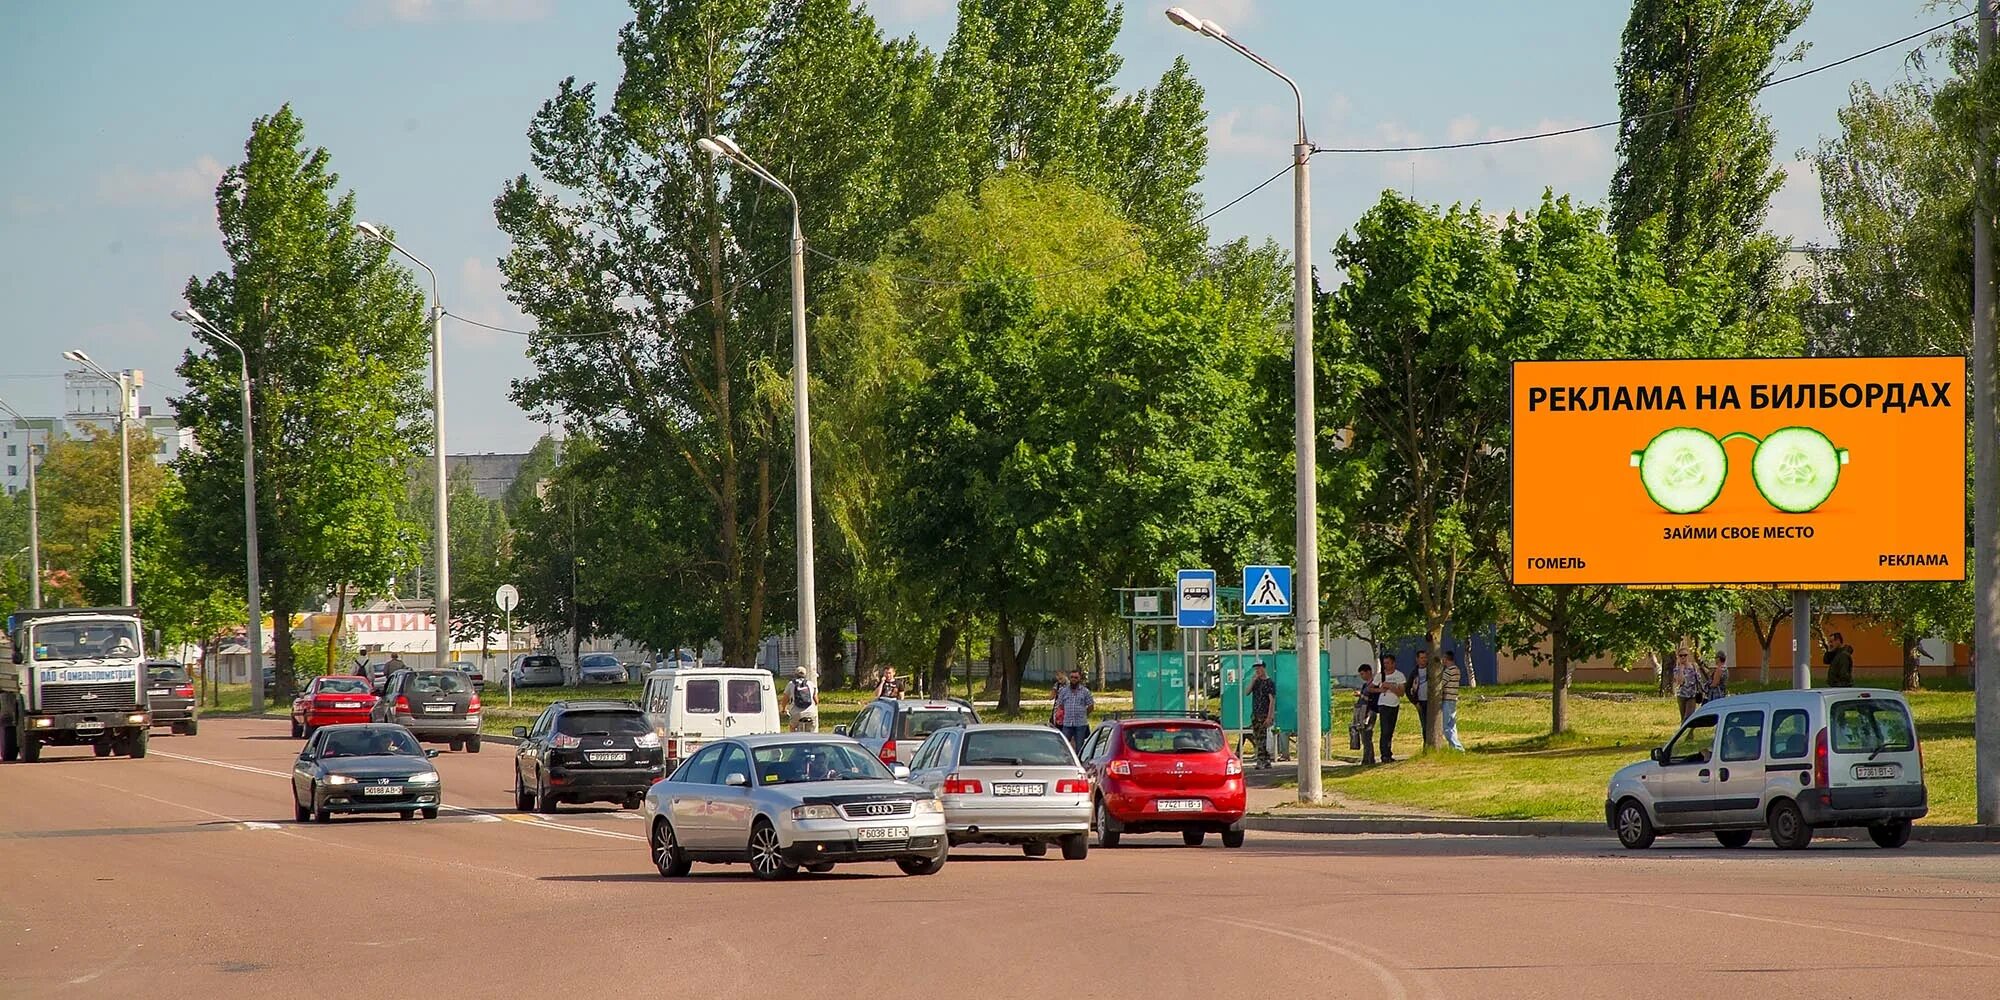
[1373,652,1406,763]
[784,665,818,732]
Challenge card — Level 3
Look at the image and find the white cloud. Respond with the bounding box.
[95,156,224,207]
[355,0,553,24]
[1208,104,1292,159]
[1197,0,1258,28]
[448,255,528,348]
[1765,158,1829,245]
[866,0,955,20]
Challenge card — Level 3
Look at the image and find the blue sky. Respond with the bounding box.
[0,0,1966,452]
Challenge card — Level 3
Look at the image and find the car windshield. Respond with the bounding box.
[147,665,189,684]
[556,710,650,737]
[411,672,471,695]
[1124,723,1224,754]
[1829,700,1915,754]
[316,677,371,695]
[320,729,423,758]
[961,729,1075,766]
[31,619,142,659]
[900,707,974,739]
[752,743,892,785]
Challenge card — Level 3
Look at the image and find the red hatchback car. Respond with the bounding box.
[292,675,379,738]
[1080,716,1246,848]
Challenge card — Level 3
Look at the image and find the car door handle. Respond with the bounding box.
[1718,767,1730,781]
[1698,769,1711,781]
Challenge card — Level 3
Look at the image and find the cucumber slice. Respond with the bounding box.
[1633,427,1727,514]
[1752,426,1845,513]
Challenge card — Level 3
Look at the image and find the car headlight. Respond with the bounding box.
[911,798,943,814]
[790,804,838,820]
[408,771,440,785]
[324,774,357,786]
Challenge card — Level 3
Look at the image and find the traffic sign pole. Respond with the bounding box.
[496,585,519,709]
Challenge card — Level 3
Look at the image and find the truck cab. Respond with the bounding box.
[2,608,151,762]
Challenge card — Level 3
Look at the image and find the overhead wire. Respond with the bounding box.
[1310,10,1975,155]
[440,256,789,339]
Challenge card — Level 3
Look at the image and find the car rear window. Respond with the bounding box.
[685,679,719,714]
[728,679,763,714]
[961,729,1074,766]
[411,672,472,696]
[556,710,650,737]
[582,654,619,667]
[1829,699,1914,754]
[318,677,371,695]
[147,665,189,684]
[525,656,558,668]
[1124,723,1224,754]
[900,707,974,739]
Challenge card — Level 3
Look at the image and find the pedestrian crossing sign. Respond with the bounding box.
[1243,565,1292,616]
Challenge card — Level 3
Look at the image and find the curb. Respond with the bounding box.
[1243,813,2000,843]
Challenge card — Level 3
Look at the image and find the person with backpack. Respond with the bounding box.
[1823,632,1855,687]
[784,665,818,732]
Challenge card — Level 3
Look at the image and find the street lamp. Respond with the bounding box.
[0,396,41,609]
[62,349,134,607]
[173,307,268,714]
[1166,6,1323,802]
[698,135,819,684]
[352,221,453,670]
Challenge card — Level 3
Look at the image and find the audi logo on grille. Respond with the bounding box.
[860,803,894,816]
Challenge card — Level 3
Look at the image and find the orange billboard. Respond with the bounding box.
[1511,357,1966,585]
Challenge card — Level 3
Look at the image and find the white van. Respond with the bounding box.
[1606,687,1927,850]
[640,667,780,769]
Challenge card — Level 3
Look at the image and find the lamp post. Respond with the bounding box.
[0,397,40,609]
[62,350,134,607]
[173,308,268,715]
[1166,6,1323,801]
[697,135,818,684]
[353,222,453,670]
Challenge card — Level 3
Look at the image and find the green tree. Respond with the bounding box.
[1608,0,1811,347]
[171,105,431,700]
[81,477,243,657]
[33,426,169,606]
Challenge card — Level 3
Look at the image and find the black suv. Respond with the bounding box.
[511,700,665,813]
[145,661,198,736]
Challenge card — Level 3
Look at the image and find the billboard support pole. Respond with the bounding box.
[1791,590,1811,690]
[1973,0,1998,826]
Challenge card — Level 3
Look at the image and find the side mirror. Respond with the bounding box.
[892,764,911,780]
[723,772,749,788]
[1649,747,1665,764]
[511,727,528,739]
[425,749,440,759]
[832,725,849,736]
[299,749,317,761]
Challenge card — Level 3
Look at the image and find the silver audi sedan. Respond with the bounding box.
[641,733,948,880]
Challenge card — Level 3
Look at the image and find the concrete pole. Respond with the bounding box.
[1791,590,1811,689]
[117,373,133,607]
[1973,0,1999,825]
[238,357,265,716]
[1292,137,1323,802]
[790,212,818,686]
[24,435,38,609]
[430,304,452,669]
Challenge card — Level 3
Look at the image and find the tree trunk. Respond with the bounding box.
[324,584,348,678]
[852,608,874,691]
[1424,626,1444,750]
[1092,625,1105,689]
[271,599,297,701]
[1551,587,1572,734]
[927,621,961,699]
[1901,632,1922,691]
[994,614,1037,714]
[1758,639,1772,685]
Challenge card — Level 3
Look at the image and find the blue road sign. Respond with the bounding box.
[1243,565,1293,616]
[1176,569,1217,629]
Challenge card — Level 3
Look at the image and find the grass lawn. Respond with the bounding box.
[1326,679,1979,825]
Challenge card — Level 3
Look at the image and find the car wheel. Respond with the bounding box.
[1022,841,1049,858]
[293,790,310,823]
[1093,799,1120,848]
[622,793,643,810]
[804,862,836,874]
[449,738,463,753]
[535,775,559,814]
[185,719,198,737]
[466,735,482,754]
[94,742,112,758]
[1614,798,1655,849]
[651,819,692,878]
[400,809,415,820]
[128,731,147,759]
[313,787,330,824]
[1182,830,1207,847]
[303,726,316,741]
[748,820,796,881]
[1767,799,1813,850]
[20,734,40,763]
[897,848,947,877]
[421,807,438,820]
[2,724,17,762]
[1868,818,1912,849]
[1221,828,1246,849]
[514,771,534,812]
[291,719,303,738]
[1715,830,1753,849]
[1060,833,1089,860]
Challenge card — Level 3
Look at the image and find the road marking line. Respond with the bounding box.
[1210,916,1426,1000]
[241,821,282,831]
[1639,900,2000,962]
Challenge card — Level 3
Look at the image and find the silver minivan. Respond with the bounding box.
[1606,688,1926,850]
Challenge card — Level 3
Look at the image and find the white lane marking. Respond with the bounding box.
[1640,900,2000,963]
[1209,916,1415,1000]
[66,943,140,986]
[242,821,282,831]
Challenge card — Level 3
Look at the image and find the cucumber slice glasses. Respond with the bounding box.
[1629,427,1849,515]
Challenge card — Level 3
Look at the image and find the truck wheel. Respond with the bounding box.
[21,735,40,763]
[94,742,112,758]
[128,731,148,759]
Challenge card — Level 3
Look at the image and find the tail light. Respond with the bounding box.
[174,685,194,698]
[1225,757,1243,776]
[1055,779,1089,794]
[942,775,983,795]
[878,740,897,765]
[551,734,582,749]
[663,735,679,760]
[393,695,410,714]
[467,695,481,713]
[1813,727,1830,799]
[1107,759,1131,777]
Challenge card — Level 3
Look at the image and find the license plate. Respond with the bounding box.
[76,722,105,732]
[422,704,454,714]
[857,826,909,841]
[362,785,403,796]
[1854,764,1897,780]
[992,782,1044,796]
[1156,799,1204,812]
[149,689,169,696]
[587,751,627,763]
[334,702,360,709]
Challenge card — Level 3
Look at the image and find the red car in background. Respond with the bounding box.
[1080,716,1246,848]
[292,675,379,738]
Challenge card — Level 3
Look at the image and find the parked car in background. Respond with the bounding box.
[1080,716,1246,848]
[292,675,379,738]
[511,653,566,688]
[511,700,665,812]
[1606,688,1927,851]
[906,723,1091,859]
[836,697,979,767]
[145,661,198,736]
[578,652,629,685]
[291,724,443,822]
[371,669,483,752]
[640,666,780,770]
[641,734,947,880]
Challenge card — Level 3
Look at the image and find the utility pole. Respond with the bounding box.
[1973,0,1999,826]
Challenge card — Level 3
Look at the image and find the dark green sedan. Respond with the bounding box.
[291,724,443,823]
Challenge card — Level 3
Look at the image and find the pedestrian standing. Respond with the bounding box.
[784,665,819,733]
[1410,648,1433,746]
[1352,664,1379,765]
[1672,648,1703,720]
[1055,670,1094,752]
[1374,652,1405,763]
[873,664,904,700]
[1823,632,1855,687]
[1708,651,1730,701]
[1439,649,1465,751]
[1246,661,1278,768]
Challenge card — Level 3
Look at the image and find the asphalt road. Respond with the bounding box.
[4,718,1999,1000]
